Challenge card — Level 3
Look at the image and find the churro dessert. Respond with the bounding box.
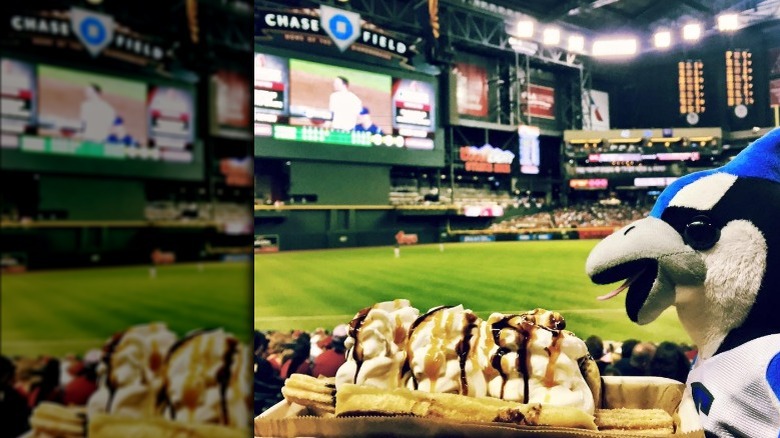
[335,302,597,415]
[87,323,177,418]
[82,324,251,438]
[28,402,87,437]
[273,301,683,435]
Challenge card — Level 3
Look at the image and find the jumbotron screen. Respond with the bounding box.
[254,49,443,167]
[0,57,201,180]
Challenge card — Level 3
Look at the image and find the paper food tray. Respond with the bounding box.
[255,376,705,438]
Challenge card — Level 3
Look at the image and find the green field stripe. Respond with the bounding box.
[2,262,252,356]
[254,241,692,344]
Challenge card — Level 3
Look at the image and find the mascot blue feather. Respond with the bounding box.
[586,128,780,437]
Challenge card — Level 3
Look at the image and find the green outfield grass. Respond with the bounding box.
[1,262,251,358]
[255,241,692,345]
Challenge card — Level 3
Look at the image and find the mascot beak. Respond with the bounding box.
[586,217,707,324]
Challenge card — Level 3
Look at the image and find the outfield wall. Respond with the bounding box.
[255,206,617,251]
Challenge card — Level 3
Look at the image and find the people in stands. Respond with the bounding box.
[309,327,328,362]
[647,342,691,383]
[280,332,312,378]
[585,335,609,374]
[27,358,63,407]
[620,342,657,377]
[0,356,31,438]
[62,357,98,406]
[312,324,348,378]
[254,331,283,415]
[612,338,639,376]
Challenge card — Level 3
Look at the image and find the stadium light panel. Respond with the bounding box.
[543,27,561,45]
[718,14,739,31]
[592,38,637,57]
[516,20,534,38]
[568,34,585,53]
[682,23,701,41]
[654,31,671,48]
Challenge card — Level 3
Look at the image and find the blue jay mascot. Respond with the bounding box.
[586,128,780,437]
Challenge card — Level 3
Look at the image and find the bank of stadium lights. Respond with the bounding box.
[718,14,739,31]
[543,27,561,45]
[568,35,585,53]
[654,31,672,49]
[591,38,637,57]
[516,20,534,38]
[682,23,702,41]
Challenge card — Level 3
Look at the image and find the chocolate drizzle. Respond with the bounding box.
[456,312,478,395]
[216,337,238,425]
[348,306,373,384]
[102,331,125,412]
[489,315,535,403]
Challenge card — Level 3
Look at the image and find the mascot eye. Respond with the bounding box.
[683,216,720,250]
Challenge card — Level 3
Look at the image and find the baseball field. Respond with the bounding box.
[1,261,251,357]
[255,240,692,346]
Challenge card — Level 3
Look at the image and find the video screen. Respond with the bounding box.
[254,51,436,152]
[0,58,36,148]
[212,69,251,139]
[38,64,148,146]
[289,59,392,135]
[0,57,200,177]
[148,85,195,161]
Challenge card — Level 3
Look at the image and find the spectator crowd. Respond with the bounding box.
[0,352,100,438]
[253,325,697,416]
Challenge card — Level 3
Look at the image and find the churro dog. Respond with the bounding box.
[335,383,598,430]
[595,408,675,435]
[280,374,337,415]
[88,414,244,438]
[29,402,87,437]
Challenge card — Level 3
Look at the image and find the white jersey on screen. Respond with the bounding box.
[329,90,362,131]
[686,334,780,437]
[80,98,116,142]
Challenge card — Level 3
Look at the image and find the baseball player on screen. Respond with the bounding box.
[328,76,362,131]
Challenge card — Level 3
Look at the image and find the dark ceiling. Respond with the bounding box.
[487,0,780,36]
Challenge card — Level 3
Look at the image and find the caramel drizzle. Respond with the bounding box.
[405,305,451,391]
[159,329,209,419]
[543,331,562,388]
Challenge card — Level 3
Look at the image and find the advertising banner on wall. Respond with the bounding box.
[584,90,610,131]
[522,84,555,120]
[453,62,488,118]
[3,7,170,67]
[211,70,250,139]
[256,6,417,69]
[770,78,780,106]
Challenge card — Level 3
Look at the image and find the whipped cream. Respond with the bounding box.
[405,305,487,396]
[335,299,419,390]
[87,323,176,418]
[485,310,595,414]
[160,329,251,428]
[334,303,595,414]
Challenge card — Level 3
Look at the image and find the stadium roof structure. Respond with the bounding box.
[496,0,780,37]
